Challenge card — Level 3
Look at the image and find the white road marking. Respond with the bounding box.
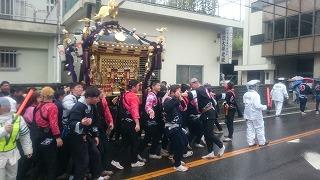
[220,109,314,125]
[304,152,320,170]
[287,139,300,143]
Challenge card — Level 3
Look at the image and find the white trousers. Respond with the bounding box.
[246,119,266,146]
[274,101,283,116]
[0,162,17,180]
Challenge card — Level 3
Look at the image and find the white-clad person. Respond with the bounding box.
[271,78,289,117]
[0,96,32,180]
[243,80,269,147]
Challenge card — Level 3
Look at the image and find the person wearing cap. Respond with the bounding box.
[32,86,63,180]
[0,81,10,97]
[271,78,289,117]
[0,96,32,180]
[111,80,145,170]
[186,78,225,159]
[243,80,269,147]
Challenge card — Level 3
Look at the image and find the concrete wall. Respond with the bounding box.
[314,54,320,79]
[65,11,222,85]
[0,33,56,84]
[0,48,48,83]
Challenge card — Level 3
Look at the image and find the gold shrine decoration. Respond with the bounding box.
[91,54,140,94]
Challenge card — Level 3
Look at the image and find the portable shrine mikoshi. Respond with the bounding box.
[61,0,166,96]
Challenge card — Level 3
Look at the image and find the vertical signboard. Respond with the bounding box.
[220,27,233,64]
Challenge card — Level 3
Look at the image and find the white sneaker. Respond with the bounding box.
[111,160,124,170]
[201,151,215,159]
[137,154,147,162]
[223,138,232,142]
[131,161,145,168]
[174,165,188,172]
[97,175,110,180]
[149,154,162,159]
[218,145,225,157]
[161,149,169,157]
[183,151,193,158]
[194,143,205,148]
[301,112,306,115]
[316,111,319,115]
[181,161,185,165]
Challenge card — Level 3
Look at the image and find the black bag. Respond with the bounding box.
[30,104,51,149]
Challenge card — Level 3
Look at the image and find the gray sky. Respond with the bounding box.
[218,0,245,21]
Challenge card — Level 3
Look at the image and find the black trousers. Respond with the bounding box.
[299,97,307,112]
[114,120,139,163]
[56,135,72,176]
[316,97,320,111]
[36,137,58,180]
[98,129,113,170]
[213,117,223,131]
[225,108,236,138]
[201,110,223,153]
[69,134,102,180]
[165,127,186,167]
[187,116,203,144]
[138,123,162,155]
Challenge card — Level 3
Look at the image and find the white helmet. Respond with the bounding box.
[246,80,260,91]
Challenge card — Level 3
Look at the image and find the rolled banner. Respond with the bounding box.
[16,89,34,116]
[57,44,66,61]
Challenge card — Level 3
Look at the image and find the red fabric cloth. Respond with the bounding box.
[34,102,61,138]
[123,91,140,123]
[101,97,114,125]
[181,97,189,111]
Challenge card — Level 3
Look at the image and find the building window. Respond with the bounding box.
[316,11,320,34]
[47,0,56,12]
[250,34,265,45]
[287,15,299,38]
[300,13,313,36]
[274,19,285,40]
[176,65,203,84]
[251,1,263,13]
[0,49,17,70]
[263,21,273,41]
[0,0,13,19]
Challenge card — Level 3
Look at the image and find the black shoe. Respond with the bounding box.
[259,141,270,147]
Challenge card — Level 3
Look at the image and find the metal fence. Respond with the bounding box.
[0,0,57,24]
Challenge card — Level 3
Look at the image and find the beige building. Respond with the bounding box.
[236,0,320,85]
[62,0,242,86]
[0,0,60,84]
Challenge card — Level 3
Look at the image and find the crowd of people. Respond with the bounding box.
[0,77,318,180]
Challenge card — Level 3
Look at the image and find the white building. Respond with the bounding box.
[62,0,242,86]
[0,0,61,84]
[235,0,275,85]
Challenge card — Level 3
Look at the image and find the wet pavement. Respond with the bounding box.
[110,108,320,180]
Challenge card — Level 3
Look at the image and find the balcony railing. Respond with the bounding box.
[63,0,79,16]
[127,0,218,16]
[0,0,57,24]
